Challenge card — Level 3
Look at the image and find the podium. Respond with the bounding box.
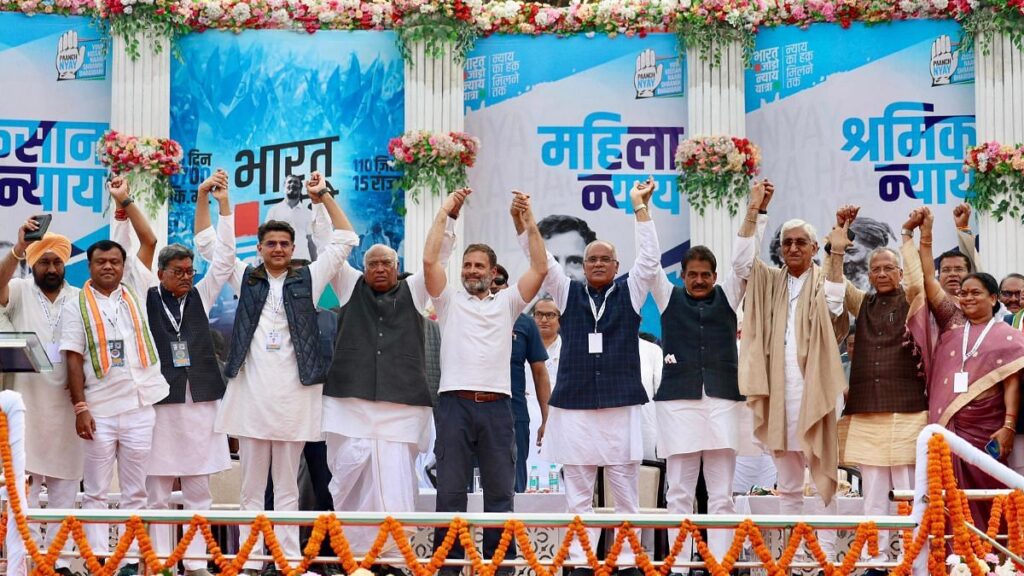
[0,332,54,373]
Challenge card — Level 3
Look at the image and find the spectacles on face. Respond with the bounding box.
[1001,290,1022,300]
[262,240,292,250]
[167,267,196,279]
[781,238,812,249]
[533,311,559,320]
[366,259,396,270]
[585,256,616,265]
[493,277,508,286]
[870,265,899,275]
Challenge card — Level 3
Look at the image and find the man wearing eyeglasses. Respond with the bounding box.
[199,171,358,572]
[306,188,462,568]
[735,184,852,565]
[108,170,237,576]
[512,179,659,576]
[835,210,928,576]
[1000,274,1023,317]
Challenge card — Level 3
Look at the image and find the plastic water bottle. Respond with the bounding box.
[528,465,540,492]
[473,467,482,493]
[548,464,560,493]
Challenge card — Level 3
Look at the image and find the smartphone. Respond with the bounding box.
[24,214,52,242]
[985,439,1001,459]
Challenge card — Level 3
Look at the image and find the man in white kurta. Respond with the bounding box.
[309,198,458,559]
[210,172,357,570]
[522,181,659,575]
[648,203,767,568]
[0,222,82,574]
[113,171,235,575]
[62,177,170,567]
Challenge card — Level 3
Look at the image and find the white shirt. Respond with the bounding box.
[267,200,314,261]
[4,279,83,479]
[434,284,529,395]
[60,263,170,418]
[213,228,358,441]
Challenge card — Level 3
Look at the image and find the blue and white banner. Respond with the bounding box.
[169,30,404,329]
[0,14,110,285]
[463,33,688,336]
[746,20,975,290]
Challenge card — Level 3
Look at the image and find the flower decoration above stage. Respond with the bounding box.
[388,130,479,205]
[97,130,184,219]
[101,0,191,58]
[392,0,482,62]
[963,141,1024,224]
[675,135,760,216]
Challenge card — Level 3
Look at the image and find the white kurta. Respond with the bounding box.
[322,398,432,452]
[648,216,765,457]
[3,279,83,479]
[534,220,660,467]
[214,228,358,441]
[112,217,237,477]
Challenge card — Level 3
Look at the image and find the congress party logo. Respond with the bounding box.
[55,30,107,82]
[633,48,684,99]
[930,34,973,87]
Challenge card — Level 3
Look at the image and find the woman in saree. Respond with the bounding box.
[904,207,1024,527]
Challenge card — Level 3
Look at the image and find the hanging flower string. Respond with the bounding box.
[0,414,1022,576]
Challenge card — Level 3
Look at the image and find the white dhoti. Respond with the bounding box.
[28,475,80,569]
[657,396,742,569]
[543,406,643,566]
[774,451,837,559]
[322,397,431,556]
[860,464,913,562]
[81,405,156,563]
[2,391,28,576]
[146,395,230,570]
[236,437,304,571]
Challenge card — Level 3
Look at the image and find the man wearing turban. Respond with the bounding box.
[0,219,81,576]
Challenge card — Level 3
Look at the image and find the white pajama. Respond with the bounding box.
[774,450,836,559]
[325,433,419,555]
[665,450,737,568]
[860,464,913,562]
[562,463,641,566]
[2,392,28,576]
[236,437,304,570]
[28,475,80,568]
[147,475,214,570]
[81,405,156,561]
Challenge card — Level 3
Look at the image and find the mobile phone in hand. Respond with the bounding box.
[24,214,52,242]
[985,439,1001,459]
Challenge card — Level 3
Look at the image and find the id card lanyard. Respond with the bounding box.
[955,316,999,393]
[586,284,615,354]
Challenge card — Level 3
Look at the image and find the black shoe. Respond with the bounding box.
[617,569,643,576]
[115,564,139,576]
[54,568,76,576]
[863,570,889,576]
[569,569,595,576]
[493,567,515,576]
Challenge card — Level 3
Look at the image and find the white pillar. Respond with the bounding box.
[974,33,1024,279]
[685,41,746,268]
[402,41,465,278]
[110,33,171,252]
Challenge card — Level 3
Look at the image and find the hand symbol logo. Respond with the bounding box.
[930,35,959,86]
[634,49,663,99]
[56,30,86,81]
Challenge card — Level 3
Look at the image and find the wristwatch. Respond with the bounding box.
[119,197,134,209]
[633,204,648,213]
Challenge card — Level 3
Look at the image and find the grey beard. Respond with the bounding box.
[463,278,489,295]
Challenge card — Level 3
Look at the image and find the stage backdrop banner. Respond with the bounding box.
[0,14,111,286]
[746,20,976,290]
[463,33,688,336]
[169,30,404,334]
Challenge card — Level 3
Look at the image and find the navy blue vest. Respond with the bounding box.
[655,285,743,402]
[225,265,327,386]
[146,286,225,404]
[550,278,648,410]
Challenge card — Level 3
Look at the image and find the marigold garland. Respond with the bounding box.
[1,414,1024,576]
